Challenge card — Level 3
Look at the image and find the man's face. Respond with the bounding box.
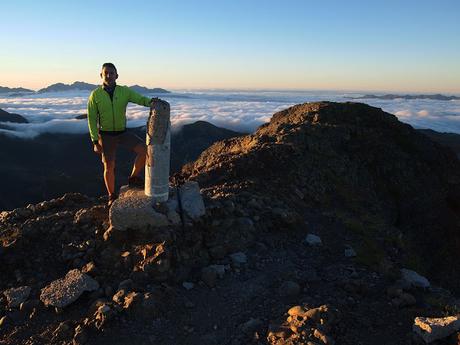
[100,66,118,87]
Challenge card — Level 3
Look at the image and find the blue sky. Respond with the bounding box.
[1,0,459,92]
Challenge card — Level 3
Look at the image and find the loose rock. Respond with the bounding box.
[304,234,322,246]
[413,316,460,343]
[3,286,31,308]
[401,268,430,289]
[40,269,99,308]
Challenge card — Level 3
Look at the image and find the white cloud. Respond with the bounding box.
[417,110,430,117]
[1,91,460,139]
[395,110,412,117]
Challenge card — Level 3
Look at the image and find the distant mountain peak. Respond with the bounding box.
[350,93,460,101]
[36,82,170,94]
[0,86,35,94]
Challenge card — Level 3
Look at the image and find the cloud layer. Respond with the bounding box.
[1,90,459,139]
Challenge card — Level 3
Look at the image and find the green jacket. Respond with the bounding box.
[87,85,152,142]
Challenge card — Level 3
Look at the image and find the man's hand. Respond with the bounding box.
[150,97,169,110]
[150,97,160,109]
[93,142,102,154]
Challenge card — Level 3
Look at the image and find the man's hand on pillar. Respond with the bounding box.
[150,97,160,109]
[150,97,168,110]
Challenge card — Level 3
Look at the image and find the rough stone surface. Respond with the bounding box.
[201,266,218,287]
[40,269,99,308]
[182,282,194,290]
[401,268,430,289]
[109,187,169,231]
[304,234,322,246]
[344,246,357,257]
[229,252,247,268]
[3,286,31,308]
[179,181,205,220]
[413,316,460,343]
[279,281,301,297]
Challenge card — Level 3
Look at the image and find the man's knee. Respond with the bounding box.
[134,144,146,155]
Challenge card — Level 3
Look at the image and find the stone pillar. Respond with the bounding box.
[145,100,171,202]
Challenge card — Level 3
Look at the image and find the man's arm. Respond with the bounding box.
[87,92,102,153]
[127,87,155,107]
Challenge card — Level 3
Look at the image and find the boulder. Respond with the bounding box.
[401,268,430,289]
[179,181,205,220]
[110,187,170,231]
[413,316,460,343]
[40,269,99,308]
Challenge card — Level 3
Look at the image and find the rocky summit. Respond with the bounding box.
[1,101,460,345]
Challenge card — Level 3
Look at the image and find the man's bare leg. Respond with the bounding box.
[130,144,147,178]
[103,160,116,196]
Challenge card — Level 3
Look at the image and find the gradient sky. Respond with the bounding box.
[1,0,459,92]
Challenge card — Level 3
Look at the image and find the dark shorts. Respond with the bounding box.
[98,130,143,163]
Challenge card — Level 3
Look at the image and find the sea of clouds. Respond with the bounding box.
[0,89,459,139]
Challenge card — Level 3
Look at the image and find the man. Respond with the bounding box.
[87,62,161,206]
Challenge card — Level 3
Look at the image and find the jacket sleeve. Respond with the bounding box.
[87,92,99,143]
[127,87,152,107]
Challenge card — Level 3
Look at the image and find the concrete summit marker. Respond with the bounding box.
[145,101,171,202]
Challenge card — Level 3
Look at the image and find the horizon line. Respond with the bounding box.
[1,82,460,96]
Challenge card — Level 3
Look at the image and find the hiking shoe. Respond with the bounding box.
[128,176,144,188]
[107,193,118,207]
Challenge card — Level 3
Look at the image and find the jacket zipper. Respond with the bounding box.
[111,87,116,130]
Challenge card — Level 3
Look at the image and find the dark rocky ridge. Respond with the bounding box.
[0,109,28,124]
[177,101,460,289]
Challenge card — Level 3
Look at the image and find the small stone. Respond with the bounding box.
[279,281,301,297]
[184,300,195,309]
[208,245,227,259]
[393,293,417,308]
[313,328,335,344]
[209,264,226,278]
[138,293,158,318]
[81,262,97,275]
[112,289,127,304]
[304,234,322,246]
[201,266,218,288]
[344,246,356,257]
[229,252,247,268]
[182,282,194,290]
[118,279,133,291]
[240,318,263,335]
[3,286,31,308]
[104,286,114,298]
[167,210,181,225]
[386,285,403,298]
